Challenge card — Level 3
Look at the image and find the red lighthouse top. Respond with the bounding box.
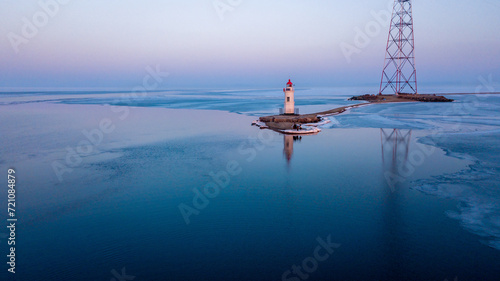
[286,79,293,86]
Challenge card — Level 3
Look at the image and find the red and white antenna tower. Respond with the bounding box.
[379,0,417,95]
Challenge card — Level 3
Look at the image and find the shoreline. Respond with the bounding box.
[258,93,458,131]
[256,101,388,132]
[439,92,500,95]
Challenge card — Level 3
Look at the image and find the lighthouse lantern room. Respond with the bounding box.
[283,79,295,115]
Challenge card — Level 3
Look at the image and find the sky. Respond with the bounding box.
[1,0,499,89]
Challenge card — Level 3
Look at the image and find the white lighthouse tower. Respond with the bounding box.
[283,79,295,114]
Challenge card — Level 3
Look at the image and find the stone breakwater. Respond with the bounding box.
[258,94,455,131]
[348,94,454,102]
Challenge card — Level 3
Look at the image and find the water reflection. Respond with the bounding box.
[380,128,412,189]
[379,129,413,278]
[283,134,302,164]
[381,129,412,166]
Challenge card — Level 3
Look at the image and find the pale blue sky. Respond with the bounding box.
[1,0,499,89]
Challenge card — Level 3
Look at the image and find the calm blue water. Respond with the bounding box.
[1,88,500,280]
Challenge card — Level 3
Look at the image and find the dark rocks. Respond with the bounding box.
[397,94,454,102]
[259,115,320,123]
[349,93,454,102]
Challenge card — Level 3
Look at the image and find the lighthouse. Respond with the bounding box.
[283,79,295,114]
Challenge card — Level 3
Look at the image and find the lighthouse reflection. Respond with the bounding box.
[283,134,303,164]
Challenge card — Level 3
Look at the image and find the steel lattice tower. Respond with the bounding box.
[379,0,417,95]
